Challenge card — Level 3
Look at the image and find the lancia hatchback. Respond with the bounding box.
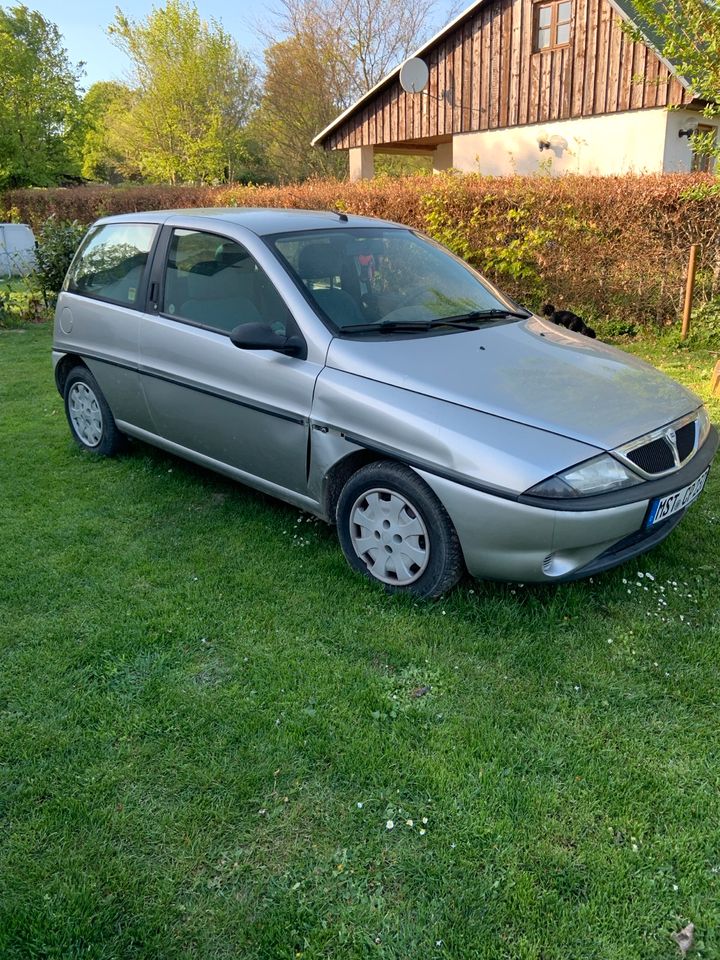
[53,209,717,597]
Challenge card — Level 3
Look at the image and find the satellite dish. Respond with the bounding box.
[399,58,429,94]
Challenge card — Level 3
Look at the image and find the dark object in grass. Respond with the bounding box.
[542,302,597,339]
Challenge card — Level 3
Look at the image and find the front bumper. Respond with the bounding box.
[417,427,717,583]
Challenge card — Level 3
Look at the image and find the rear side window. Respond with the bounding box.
[66,222,156,307]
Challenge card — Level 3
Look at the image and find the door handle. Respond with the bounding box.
[149,281,159,310]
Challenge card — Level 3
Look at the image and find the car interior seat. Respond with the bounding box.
[181,266,262,332]
[296,243,365,327]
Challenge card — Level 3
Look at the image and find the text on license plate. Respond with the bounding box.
[646,468,710,527]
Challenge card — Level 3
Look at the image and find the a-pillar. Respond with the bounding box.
[349,146,375,181]
[433,141,453,173]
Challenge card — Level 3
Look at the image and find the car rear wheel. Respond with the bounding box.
[64,366,124,456]
[336,461,465,597]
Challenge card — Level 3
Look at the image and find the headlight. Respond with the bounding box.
[525,454,643,498]
[697,405,711,447]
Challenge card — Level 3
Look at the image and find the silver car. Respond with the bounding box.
[52,209,717,597]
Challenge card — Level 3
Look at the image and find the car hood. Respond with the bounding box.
[326,316,700,450]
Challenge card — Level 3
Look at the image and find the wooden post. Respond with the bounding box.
[681,244,699,340]
[711,359,720,397]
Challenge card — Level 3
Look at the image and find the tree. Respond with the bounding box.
[624,0,720,160]
[80,81,134,183]
[272,0,438,107]
[257,0,441,178]
[107,0,258,183]
[256,32,348,180]
[0,5,85,188]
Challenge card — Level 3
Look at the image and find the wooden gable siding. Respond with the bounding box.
[323,0,692,150]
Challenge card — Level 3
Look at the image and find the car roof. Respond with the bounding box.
[95,207,405,236]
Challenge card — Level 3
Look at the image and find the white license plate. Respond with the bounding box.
[646,468,710,526]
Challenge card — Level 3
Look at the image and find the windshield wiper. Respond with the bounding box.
[338,308,529,335]
[339,319,473,334]
[440,308,530,323]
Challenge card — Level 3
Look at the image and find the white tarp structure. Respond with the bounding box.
[0,224,36,276]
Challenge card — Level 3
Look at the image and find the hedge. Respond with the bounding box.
[4,173,720,326]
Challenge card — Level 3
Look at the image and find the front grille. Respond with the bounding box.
[621,415,699,476]
[626,437,675,474]
[676,422,695,462]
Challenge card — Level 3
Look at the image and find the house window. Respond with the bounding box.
[534,0,572,51]
[691,124,717,173]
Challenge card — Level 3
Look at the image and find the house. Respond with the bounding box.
[312,0,714,178]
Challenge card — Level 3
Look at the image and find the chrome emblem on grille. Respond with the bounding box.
[664,427,680,466]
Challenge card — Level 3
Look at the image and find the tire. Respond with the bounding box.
[63,366,124,456]
[336,461,465,598]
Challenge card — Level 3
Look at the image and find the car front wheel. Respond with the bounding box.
[336,461,465,598]
[63,366,124,456]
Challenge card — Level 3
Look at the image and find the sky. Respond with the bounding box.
[28,0,461,90]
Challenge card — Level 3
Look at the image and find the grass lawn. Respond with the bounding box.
[1,323,719,960]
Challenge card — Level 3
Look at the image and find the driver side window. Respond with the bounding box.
[162,229,295,336]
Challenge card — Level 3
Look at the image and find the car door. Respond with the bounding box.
[138,225,320,495]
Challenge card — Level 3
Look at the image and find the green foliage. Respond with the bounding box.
[0,203,21,223]
[687,299,720,345]
[374,154,432,177]
[680,180,720,201]
[106,0,258,184]
[0,5,85,188]
[479,206,553,292]
[0,286,10,325]
[422,187,554,298]
[420,181,476,261]
[80,82,134,184]
[593,316,639,340]
[33,216,87,305]
[0,276,48,326]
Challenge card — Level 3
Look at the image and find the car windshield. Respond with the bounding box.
[269,227,524,334]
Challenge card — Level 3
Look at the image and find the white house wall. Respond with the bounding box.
[663,110,717,171]
[449,109,702,176]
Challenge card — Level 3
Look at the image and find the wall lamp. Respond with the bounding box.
[679,119,699,139]
[538,133,568,152]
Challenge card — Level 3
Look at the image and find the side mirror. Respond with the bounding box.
[229,322,305,358]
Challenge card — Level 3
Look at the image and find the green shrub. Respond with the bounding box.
[33,216,88,306]
[688,299,720,344]
[0,287,11,325]
[0,277,49,327]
